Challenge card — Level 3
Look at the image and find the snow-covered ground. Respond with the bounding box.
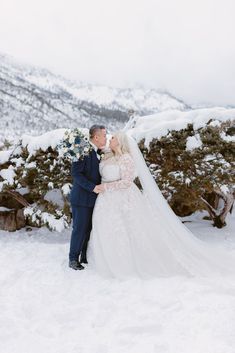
[0,211,235,353]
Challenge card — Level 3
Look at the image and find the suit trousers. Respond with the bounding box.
[69,206,93,262]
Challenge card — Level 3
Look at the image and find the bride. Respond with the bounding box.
[88,131,235,279]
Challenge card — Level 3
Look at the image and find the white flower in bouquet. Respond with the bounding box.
[69,136,75,144]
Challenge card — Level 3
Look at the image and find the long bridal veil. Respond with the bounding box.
[126,133,235,277]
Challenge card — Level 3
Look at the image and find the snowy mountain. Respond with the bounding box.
[0,53,189,142]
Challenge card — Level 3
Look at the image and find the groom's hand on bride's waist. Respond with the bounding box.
[93,184,105,194]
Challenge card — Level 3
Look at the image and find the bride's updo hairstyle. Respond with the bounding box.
[114,131,131,156]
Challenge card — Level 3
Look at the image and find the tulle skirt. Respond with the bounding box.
[88,183,235,279]
[88,184,193,279]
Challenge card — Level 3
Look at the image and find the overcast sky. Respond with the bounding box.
[1,0,235,106]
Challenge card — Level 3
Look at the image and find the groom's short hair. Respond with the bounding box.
[89,125,106,139]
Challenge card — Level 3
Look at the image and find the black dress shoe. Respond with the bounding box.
[80,253,88,264]
[69,260,84,270]
[80,256,88,264]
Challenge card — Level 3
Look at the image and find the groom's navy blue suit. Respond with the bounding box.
[69,149,101,262]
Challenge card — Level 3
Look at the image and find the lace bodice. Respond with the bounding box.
[100,153,135,191]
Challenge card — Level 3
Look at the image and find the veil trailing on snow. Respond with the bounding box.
[125,133,235,277]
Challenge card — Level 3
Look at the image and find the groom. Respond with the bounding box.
[69,125,107,270]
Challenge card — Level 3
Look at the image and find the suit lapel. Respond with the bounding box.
[91,149,100,164]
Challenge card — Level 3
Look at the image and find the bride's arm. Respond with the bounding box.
[103,153,135,191]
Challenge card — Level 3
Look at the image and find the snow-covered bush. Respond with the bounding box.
[0,129,75,231]
[130,108,235,228]
[0,107,234,231]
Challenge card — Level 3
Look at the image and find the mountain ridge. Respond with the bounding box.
[0,52,189,142]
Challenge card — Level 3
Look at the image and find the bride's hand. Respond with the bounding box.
[93,184,105,194]
[99,184,105,192]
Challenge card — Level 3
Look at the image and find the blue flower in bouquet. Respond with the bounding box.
[57,129,93,162]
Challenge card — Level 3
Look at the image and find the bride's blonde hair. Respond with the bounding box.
[102,131,130,160]
[114,131,131,156]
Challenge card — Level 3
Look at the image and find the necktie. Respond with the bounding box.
[97,149,102,156]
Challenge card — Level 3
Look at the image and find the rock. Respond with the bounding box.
[16,208,26,229]
[0,208,26,231]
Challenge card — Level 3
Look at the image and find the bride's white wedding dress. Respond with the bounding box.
[88,138,235,279]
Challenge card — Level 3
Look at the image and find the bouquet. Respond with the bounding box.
[57,128,93,162]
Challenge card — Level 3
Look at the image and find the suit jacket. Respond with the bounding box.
[69,150,101,207]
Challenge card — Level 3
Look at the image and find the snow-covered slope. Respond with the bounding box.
[0,53,188,142]
[128,107,235,147]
